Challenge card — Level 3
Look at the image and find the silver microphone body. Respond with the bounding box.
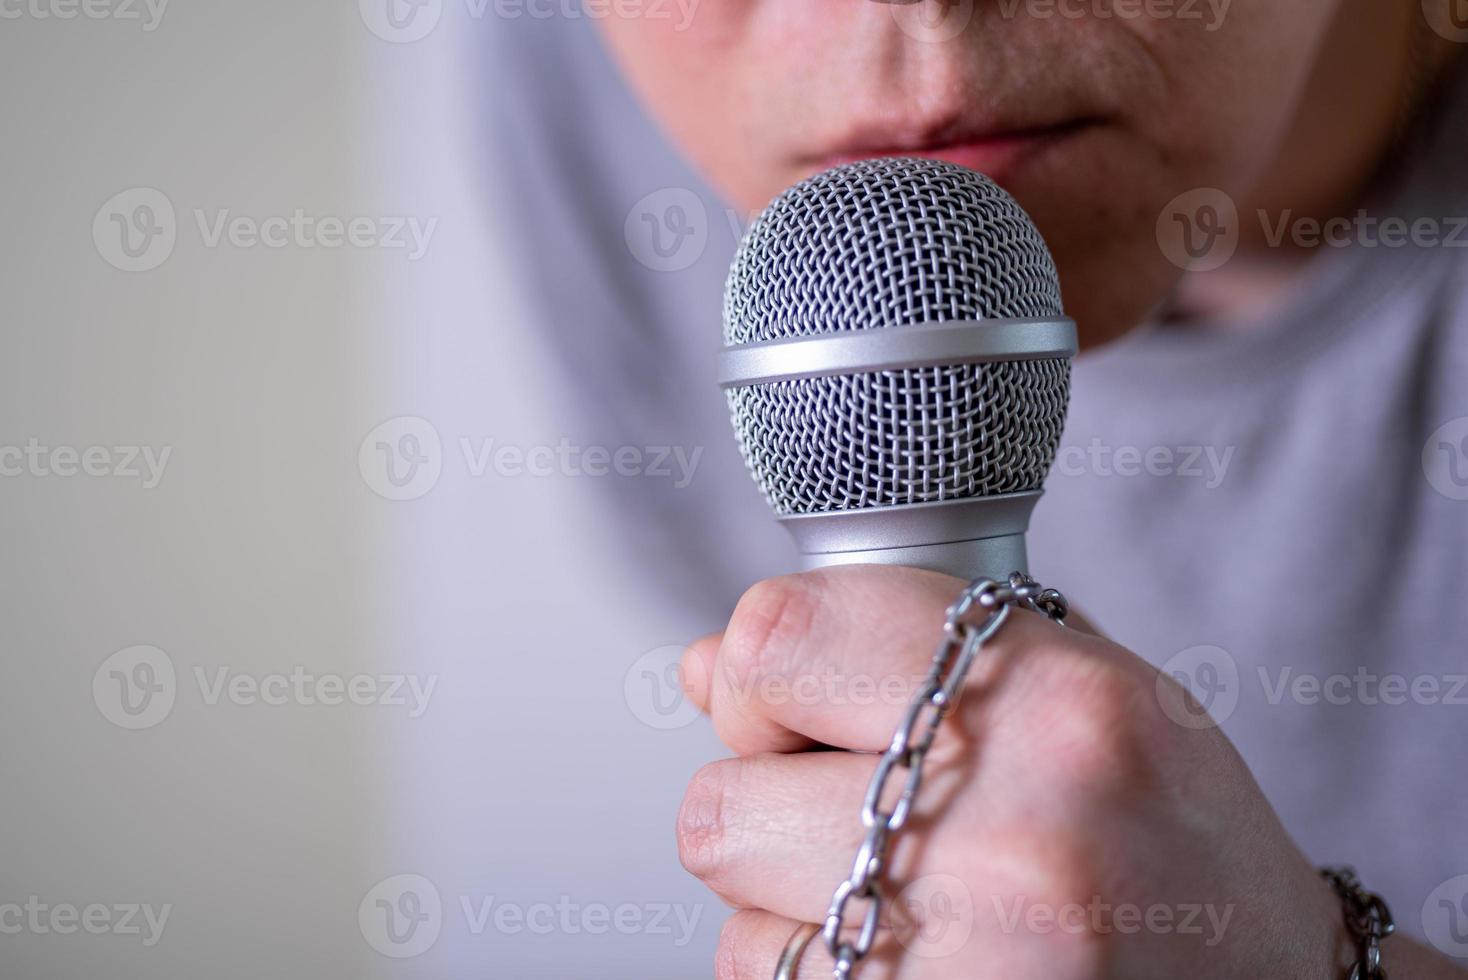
[719,159,1075,582]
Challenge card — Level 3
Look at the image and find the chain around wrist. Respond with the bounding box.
[1320,866,1395,980]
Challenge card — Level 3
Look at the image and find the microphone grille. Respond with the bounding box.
[723,158,1070,517]
[724,156,1064,345]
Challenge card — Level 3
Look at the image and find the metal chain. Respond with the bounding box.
[822,572,1068,979]
[1321,867,1396,980]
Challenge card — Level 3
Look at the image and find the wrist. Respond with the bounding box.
[1303,870,1358,979]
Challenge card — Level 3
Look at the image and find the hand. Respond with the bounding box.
[675,564,1350,979]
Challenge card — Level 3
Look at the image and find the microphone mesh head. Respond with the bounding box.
[724,158,1071,517]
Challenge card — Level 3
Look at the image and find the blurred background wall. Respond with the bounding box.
[0,2,773,977]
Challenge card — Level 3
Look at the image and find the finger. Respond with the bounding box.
[718,904,1092,980]
[678,751,874,922]
[680,631,720,715]
[706,565,953,755]
[707,565,1127,756]
[717,909,908,980]
[687,579,1106,733]
[688,754,1130,979]
[678,750,1065,928]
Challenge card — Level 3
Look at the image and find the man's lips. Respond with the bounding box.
[819,118,1101,183]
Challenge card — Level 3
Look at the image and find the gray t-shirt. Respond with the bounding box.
[486,22,1468,948]
[1026,67,1468,922]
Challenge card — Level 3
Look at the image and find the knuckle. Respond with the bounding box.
[962,829,1111,971]
[992,827,1106,911]
[723,575,821,698]
[1018,650,1158,793]
[677,759,739,883]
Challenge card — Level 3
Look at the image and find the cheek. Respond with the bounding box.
[1009,2,1339,345]
[1119,0,1335,191]
[595,15,786,210]
[595,18,726,123]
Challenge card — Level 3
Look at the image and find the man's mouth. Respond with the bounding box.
[817,117,1104,184]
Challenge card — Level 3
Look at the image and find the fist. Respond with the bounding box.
[676,565,1346,979]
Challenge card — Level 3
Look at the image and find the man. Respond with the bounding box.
[578,1,1468,976]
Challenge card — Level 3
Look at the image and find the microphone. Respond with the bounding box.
[718,158,1076,581]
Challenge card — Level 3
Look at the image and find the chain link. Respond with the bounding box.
[1321,867,1396,980]
[820,572,1068,978]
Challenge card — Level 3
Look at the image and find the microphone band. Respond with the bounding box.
[777,490,1042,552]
[717,316,1077,388]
